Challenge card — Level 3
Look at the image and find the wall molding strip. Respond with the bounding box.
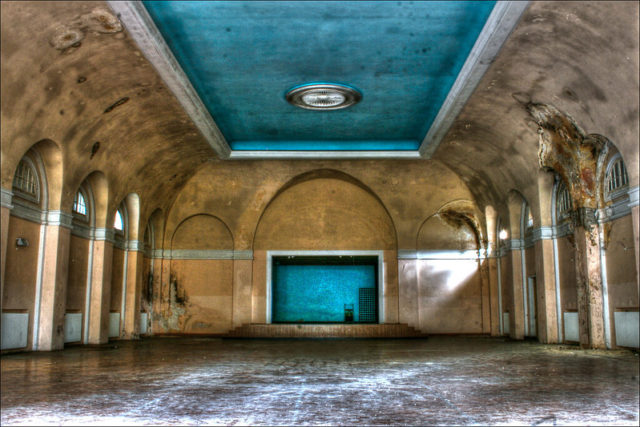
[70,223,93,240]
[397,250,480,260]
[0,188,13,209]
[46,211,74,229]
[418,1,529,158]
[93,228,116,243]
[9,202,44,224]
[628,186,639,208]
[163,249,253,260]
[107,1,231,159]
[127,240,145,252]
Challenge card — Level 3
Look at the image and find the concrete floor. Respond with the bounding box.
[1,336,638,426]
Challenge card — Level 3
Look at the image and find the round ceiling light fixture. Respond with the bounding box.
[286,83,361,111]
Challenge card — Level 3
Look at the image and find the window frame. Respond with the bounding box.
[604,153,629,202]
[113,208,125,234]
[555,179,573,223]
[12,157,41,205]
[72,188,89,220]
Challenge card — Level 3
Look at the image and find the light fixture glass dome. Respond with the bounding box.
[286,83,361,110]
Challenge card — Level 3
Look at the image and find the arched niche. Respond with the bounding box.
[506,190,528,241]
[2,139,63,351]
[253,171,396,251]
[84,171,109,229]
[416,199,483,251]
[171,214,233,251]
[165,214,234,334]
[414,200,483,334]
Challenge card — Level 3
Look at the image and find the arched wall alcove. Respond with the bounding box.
[593,138,638,348]
[2,139,63,351]
[253,169,397,251]
[160,214,234,334]
[411,200,483,334]
[251,170,399,324]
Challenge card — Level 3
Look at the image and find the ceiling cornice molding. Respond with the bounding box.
[229,151,422,160]
[108,0,231,159]
[418,1,530,159]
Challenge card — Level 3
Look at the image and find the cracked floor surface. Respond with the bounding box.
[1,336,639,426]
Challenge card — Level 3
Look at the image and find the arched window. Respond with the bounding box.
[524,204,533,230]
[73,190,87,215]
[12,158,40,203]
[556,179,572,222]
[114,209,124,232]
[604,154,629,200]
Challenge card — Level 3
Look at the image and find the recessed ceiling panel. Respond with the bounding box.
[142,1,496,151]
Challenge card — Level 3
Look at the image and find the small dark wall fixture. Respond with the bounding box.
[15,237,29,248]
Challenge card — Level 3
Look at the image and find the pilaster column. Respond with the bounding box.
[487,245,500,336]
[159,249,172,321]
[528,102,607,349]
[232,252,253,328]
[87,228,114,344]
[573,209,606,348]
[384,250,399,323]
[398,256,419,329]
[478,255,491,334]
[628,187,639,295]
[533,233,559,343]
[122,240,143,339]
[509,240,525,339]
[35,211,72,351]
[150,248,164,334]
[1,188,13,316]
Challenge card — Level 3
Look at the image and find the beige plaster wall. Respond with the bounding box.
[166,259,233,334]
[66,235,88,311]
[3,217,40,311]
[141,255,152,313]
[153,214,235,334]
[499,254,512,323]
[110,247,124,312]
[605,216,638,310]
[414,215,483,333]
[416,260,482,333]
[3,216,40,349]
[557,236,578,312]
[163,162,471,251]
[254,177,396,250]
[605,215,639,347]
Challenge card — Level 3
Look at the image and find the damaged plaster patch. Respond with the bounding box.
[49,8,122,50]
[157,274,188,332]
[81,8,123,34]
[526,102,604,213]
[49,26,84,50]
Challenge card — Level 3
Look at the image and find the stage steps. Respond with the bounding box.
[225,323,426,338]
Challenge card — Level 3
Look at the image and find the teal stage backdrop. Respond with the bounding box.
[272,257,378,323]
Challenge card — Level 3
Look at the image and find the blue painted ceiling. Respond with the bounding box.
[143,1,496,151]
